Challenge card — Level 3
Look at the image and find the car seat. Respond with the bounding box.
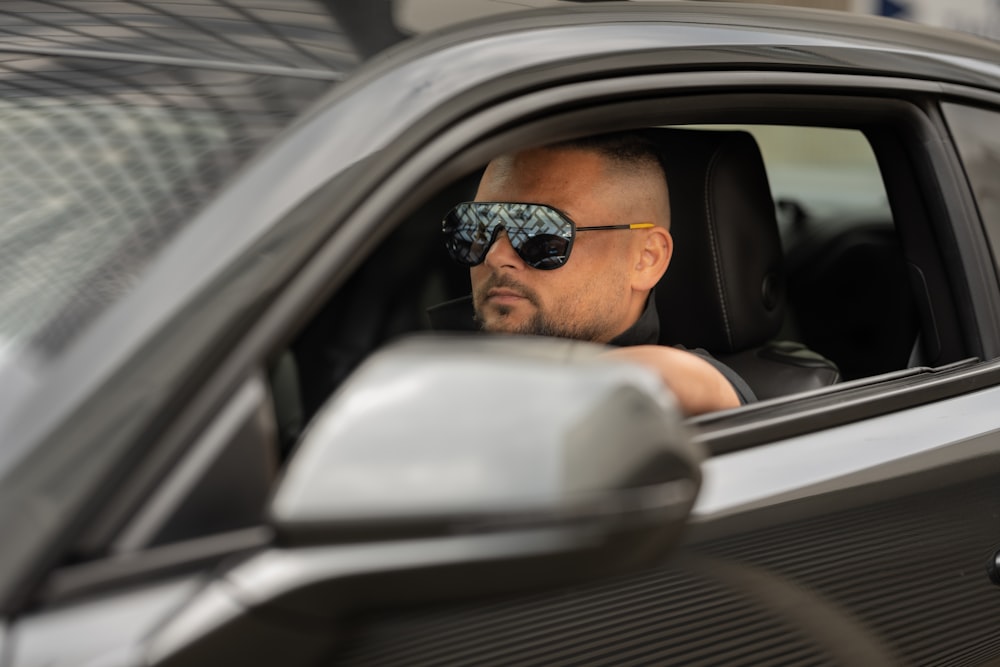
[648,128,840,400]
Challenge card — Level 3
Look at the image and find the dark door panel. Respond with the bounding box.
[327,390,1000,666]
[691,463,1000,666]
[327,470,1000,666]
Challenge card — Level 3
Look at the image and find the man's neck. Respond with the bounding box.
[608,293,660,347]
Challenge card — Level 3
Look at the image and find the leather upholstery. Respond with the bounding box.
[720,342,841,400]
[647,128,840,400]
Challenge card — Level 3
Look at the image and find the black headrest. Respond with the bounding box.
[649,129,786,354]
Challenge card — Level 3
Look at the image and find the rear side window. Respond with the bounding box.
[748,126,912,379]
[683,125,890,240]
[746,125,889,233]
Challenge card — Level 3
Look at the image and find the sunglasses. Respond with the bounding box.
[442,201,654,270]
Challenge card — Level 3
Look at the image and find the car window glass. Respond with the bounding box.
[679,124,890,241]
[671,125,907,380]
[941,102,1000,271]
[289,123,912,419]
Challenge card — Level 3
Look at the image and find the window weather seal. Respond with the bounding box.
[35,526,272,607]
[695,357,986,454]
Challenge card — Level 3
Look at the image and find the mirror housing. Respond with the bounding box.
[272,334,701,544]
[149,335,703,666]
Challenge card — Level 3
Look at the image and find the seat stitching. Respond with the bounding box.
[703,147,733,349]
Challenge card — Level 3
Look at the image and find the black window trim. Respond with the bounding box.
[37,526,272,607]
[322,72,1000,452]
[693,356,985,456]
[235,75,1000,464]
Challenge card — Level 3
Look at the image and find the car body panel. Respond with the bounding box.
[324,444,1000,666]
[697,378,1000,516]
[8,576,201,667]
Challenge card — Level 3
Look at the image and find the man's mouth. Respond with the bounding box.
[473,275,538,317]
[473,277,540,330]
[486,287,528,303]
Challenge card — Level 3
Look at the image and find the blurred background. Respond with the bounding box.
[728,0,1000,42]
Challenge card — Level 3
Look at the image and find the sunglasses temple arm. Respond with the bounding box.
[576,223,655,231]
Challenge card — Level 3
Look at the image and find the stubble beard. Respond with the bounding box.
[472,274,610,342]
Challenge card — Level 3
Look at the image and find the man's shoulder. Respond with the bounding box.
[673,344,757,405]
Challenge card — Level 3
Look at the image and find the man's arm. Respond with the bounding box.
[602,345,741,415]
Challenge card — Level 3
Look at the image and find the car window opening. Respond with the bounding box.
[274,120,940,457]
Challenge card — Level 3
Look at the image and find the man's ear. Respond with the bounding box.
[632,227,673,291]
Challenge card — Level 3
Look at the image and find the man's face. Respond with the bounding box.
[470,147,656,343]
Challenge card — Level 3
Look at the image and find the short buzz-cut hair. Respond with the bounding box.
[548,130,668,184]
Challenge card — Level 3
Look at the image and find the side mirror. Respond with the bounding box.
[148,335,703,666]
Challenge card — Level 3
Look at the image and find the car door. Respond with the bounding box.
[267,13,1000,667]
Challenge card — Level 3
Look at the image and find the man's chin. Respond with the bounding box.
[475,307,604,341]
[480,316,533,335]
[475,305,539,335]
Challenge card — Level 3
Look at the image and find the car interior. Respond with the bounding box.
[649,127,842,400]
[286,114,960,442]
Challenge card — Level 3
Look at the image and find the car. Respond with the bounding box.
[3,0,1000,665]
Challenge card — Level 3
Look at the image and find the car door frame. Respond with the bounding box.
[40,71,1000,586]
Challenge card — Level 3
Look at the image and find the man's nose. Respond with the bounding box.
[484,229,524,269]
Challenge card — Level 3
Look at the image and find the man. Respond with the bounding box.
[435,132,754,415]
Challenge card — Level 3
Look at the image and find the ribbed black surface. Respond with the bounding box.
[332,564,836,667]
[695,477,1000,667]
[329,476,1000,666]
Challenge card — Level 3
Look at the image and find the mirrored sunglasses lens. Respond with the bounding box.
[517,234,571,269]
[443,203,574,268]
[443,226,485,265]
[504,204,572,268]
[443,205,495,265]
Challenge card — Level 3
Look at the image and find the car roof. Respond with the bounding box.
[386,1,1000,65]
[8,1,998,76]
